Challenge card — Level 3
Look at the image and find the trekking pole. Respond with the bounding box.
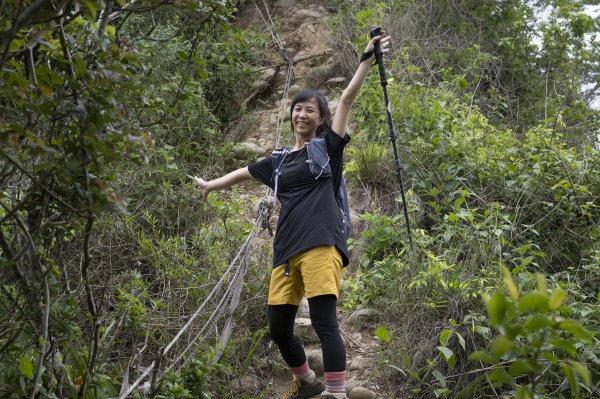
[371,27,414,252]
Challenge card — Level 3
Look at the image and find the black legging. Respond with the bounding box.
[268,294,346,372]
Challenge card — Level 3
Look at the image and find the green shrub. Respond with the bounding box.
[466,267,595,399]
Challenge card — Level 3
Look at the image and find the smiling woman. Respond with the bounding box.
[290,90,332,147]
[193,32,391,399]
[291,97,325,143]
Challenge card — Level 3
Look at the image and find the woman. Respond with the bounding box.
[194,33,391,399]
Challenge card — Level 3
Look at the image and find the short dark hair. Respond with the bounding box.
[289,89,332,136]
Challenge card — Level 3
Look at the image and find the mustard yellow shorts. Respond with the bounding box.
[268,245,343,306]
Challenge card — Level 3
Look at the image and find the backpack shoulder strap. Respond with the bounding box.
[270,147,291,207]
[306,137,331,178]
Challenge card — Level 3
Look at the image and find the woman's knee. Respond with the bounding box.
[268,304,297,343]
[308,295,339,338]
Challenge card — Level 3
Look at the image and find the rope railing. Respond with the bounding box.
[116,2,295,396]
[116,228,260,398]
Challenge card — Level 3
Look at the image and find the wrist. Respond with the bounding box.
[359,49,374,64]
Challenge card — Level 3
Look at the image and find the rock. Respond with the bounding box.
[233,142,267,159]
[326,76,348,88]
[349,386,377,399]
[347,379,368,392]
[305,60,345,88]
[348,355,366,371]
[296,9,322,19]
[347,309,380,326]
[328,99,339,112]
[297,297,310,318]
[252,67,277,89]
[294,317,319,343]
[238,375,261,390]
[294,50,307,61]
[287,84,303,97]
[305,347,324,376]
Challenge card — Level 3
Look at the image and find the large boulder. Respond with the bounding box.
[233,142,267,159]
[304,58,345,89]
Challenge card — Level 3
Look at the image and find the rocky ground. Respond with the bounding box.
[228,1,389,398]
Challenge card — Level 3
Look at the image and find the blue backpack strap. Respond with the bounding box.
[305,137,332,178]
[270,147,291,207]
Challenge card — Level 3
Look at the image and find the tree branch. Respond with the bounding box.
[77,166,98,399]
[0,199,49,399]
[95,0,113,41]
[0,149,79,214]
[0,0,24,70]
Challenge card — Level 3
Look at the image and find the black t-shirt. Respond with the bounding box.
[248,128,350,268]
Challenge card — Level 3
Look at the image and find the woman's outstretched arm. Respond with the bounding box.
[193,167,253,200]
[331,33,391,137]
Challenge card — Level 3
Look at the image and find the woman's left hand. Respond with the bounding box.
[364,33,392,61]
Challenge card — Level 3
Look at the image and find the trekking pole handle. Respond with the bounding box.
[370,27,388,87]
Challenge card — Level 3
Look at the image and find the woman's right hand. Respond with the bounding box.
[193,176,211,200]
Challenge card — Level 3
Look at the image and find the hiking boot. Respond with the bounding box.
[320,391,347,399]
[283,376,325,399]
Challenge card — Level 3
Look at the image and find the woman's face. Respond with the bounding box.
[292,97,322,138]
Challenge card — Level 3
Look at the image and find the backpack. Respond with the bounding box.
[270,137,352,238]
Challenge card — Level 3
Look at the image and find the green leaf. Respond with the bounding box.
[431,369,446,388]
[568,360,591,386]
[508,359,535,376]
[453,196,464,211]
[20,356,33,379]
[487,368,511,384]
[439,329,453,346]
[501,265,519,300]
[559,319,593,341]
[455,332,466,350]
[491,336,514,357]
[535,273,547,293]
[525,314,553,332]
[374,326,390,342]
[548,338,577,357]
[469,350,495,364]
[516,385,532,399]
[504,323,524,341]
[81,0,98,20]
[541,351,559,363]
[549,288,567,310]
[406,368,421,381]
[518,292,548,313]
[487,292,506,326]
[561,363,579,397]
[437,346,456,368]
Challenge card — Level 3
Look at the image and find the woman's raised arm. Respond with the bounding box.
[331,34,391,137]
